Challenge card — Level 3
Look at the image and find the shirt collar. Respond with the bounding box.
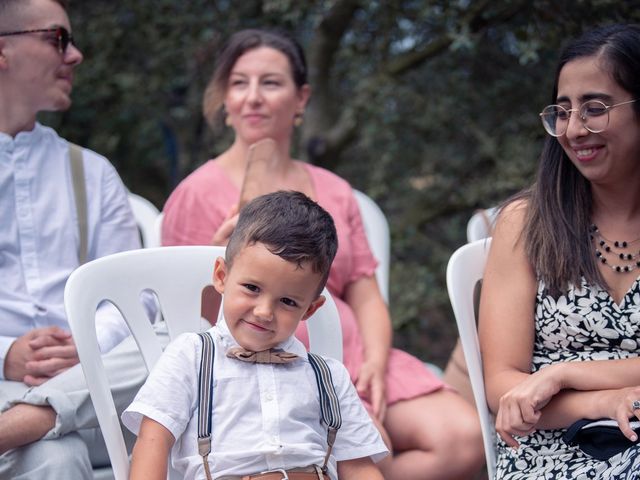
[0,122,45,150]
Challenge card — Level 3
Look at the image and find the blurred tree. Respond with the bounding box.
[46,0,640,366]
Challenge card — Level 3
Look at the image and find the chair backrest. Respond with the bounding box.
[466,207,498,243]
[353,190,390,304]
[446,238,496,478]
[127,193,161,247]
[64,246,343,480]
[154,212,164,247]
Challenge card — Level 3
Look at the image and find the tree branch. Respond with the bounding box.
[303,0,362,164]
[305,0,529,167]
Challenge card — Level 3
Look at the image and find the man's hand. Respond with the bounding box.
[4,327,79,385]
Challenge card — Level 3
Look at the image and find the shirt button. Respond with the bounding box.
[265,393,273,401]
[35,304,48,315]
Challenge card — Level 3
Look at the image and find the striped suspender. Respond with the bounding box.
[68,143,88,265]
[196,335,342,478]
[307,353,343,473]
[197,332,215,480]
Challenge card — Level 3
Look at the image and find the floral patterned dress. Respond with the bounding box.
[495,278,640,479]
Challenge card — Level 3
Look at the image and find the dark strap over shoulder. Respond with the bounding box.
[196,338,342,478]
[197,332,215,480]
[68,143,88,265]
[307,352,342,472]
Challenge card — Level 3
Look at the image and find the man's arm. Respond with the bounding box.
[0,404,56,455]
[337,457,384,480]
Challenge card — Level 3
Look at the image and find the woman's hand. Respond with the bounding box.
[495,363,565,447]
[211,204,239,246]
[600,386,640,442]
[344,276,392,422]
[356,360,387,421]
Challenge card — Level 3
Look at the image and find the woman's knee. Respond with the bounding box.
[386,391,483,454]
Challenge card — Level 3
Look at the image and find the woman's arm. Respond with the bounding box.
[479,202,545,446]
[479,201,538,414]
[531,387,634,430]
[344,275,392,420]
[129,416,174,480]
[337,457,385,480]
[536,357,640,393]
[480,203,640,446]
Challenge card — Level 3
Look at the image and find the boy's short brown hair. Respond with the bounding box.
[226,191,338,294]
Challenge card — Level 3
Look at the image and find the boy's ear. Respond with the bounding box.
[300,295,326,322]
[212,257,227,294]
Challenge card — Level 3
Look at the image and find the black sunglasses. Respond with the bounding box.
[0,26,75,54]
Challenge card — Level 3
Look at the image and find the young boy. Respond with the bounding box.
[122,191,388,480]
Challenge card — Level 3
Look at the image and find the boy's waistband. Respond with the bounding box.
[216,465,330,480]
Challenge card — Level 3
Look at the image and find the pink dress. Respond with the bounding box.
[162,160,445,407]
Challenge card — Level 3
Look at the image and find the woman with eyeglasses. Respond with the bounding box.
[162,28,485,480]
[480,24,640,478]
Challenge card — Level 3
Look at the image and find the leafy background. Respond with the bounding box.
[45,0,640,368]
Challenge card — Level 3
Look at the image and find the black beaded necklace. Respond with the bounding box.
[590,224,640,273]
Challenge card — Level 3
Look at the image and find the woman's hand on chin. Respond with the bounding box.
[211,204,239,246]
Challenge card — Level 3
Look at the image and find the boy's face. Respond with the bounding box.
[213,242,325,352]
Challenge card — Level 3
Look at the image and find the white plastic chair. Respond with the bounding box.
[446,238,496,478]
[65,246,342,480]
[154,212,164,247]
[466,207,498,243]
[127,193,161,247]
[353,190,390,304]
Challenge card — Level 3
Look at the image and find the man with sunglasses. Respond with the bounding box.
[0,0,146,477]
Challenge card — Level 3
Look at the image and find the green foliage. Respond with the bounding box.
[47,0,640,366]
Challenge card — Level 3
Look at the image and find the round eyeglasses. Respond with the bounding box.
[539,99,638,137]
[0,27,75,55]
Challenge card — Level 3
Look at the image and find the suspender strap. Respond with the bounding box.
[68,143,88,265]
[307,353,342,472]
[197,332,215,480]
[195,341,341,478]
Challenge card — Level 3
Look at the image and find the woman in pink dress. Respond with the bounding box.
[162,29,483,479]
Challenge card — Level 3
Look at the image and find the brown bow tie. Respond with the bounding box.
[226,346,299,364]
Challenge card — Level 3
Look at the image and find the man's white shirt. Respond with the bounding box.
[0,123,140,377]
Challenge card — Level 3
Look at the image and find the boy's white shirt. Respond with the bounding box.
[122,317,388,480]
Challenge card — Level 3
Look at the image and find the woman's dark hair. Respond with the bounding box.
[518,24,640,294]
[202,29,307,128]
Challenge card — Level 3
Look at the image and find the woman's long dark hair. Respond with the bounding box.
[520,24,640,295]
